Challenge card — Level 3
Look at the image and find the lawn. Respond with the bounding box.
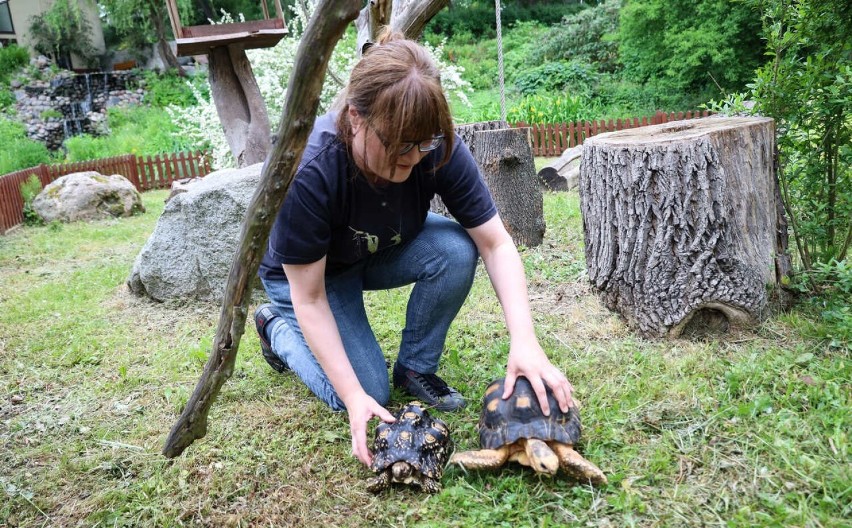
[1,185,848,527]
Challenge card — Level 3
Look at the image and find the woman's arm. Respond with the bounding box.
[284,258,395,466]
[466,215,574,414]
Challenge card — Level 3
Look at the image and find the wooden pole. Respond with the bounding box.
[162,0,362,458]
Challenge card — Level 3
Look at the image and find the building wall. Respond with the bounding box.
[3,0,105,69]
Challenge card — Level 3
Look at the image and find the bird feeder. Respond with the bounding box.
[165,0,288,57]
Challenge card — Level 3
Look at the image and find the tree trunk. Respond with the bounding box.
[537,144,583,191]
[431,123,545,248]
[356,0,449,52]
[162,0,362,459]
[150,1,186,76]
[475,127,545,248]
[207,45,271,168]
[579,117,792,338]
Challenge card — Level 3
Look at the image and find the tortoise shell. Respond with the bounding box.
[370,402,452,480]
[478,377,581,449]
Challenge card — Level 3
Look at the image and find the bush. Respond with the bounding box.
[426,1,585,39]
[142,70,209,108]
[508,92,600,124]
[0,118,52,174]
[0,84,14,111]
[515,61,598,96]
[19,174,43,226]
[0,44,29,82]
[62,106,192,162]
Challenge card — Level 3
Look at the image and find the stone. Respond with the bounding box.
[127,163,263,303]
[32,172,144,223]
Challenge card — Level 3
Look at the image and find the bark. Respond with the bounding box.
[162,0,362,458]
[207,45,271,168]
[150,1,186,76]
[579,117,792,338]
[474,127,545,248]
[430,122,545,248]
[356,0,450,51]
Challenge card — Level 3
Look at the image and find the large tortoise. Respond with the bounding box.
[367,401,452,493]
[450,377,607,485]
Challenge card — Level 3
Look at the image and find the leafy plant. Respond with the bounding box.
[514,60,598,96]
[0,118,52,173]
[19,174,43,226]
[141,70,209,108]
[0,44,29,83]
[40,109,63,120]
[27,0,98,68]
[508,92,600,124]
[746,0,851,269]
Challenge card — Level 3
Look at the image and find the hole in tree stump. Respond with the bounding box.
[679,308,730,339]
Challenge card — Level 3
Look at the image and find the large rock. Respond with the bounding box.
[127,163,263,303]
[33,171,144,223]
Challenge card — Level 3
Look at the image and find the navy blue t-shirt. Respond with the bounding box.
[258,113,497,281]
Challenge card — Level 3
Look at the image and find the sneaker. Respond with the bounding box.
[393,364,466,411]
[255,304,288,373]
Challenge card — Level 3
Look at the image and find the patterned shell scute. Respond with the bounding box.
[370,402,452,479]
[479,377,581,450]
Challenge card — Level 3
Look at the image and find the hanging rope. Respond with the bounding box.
[495,0,506,122]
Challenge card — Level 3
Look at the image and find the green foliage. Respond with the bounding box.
[141,70,209,108]
[515,60,599,96]
[28,0,98,68]
[530,0,622,73]
[62,106,192,161]
[40,109,63,120]
[618,0,764,93]
[788,260,852,349]
[0,44,29,83]
[19,174,43,226]
[746,0,851,269]
[508,92,600,123]
[0,84,14,111]
[0,118,52,174]
[425,0,580,39]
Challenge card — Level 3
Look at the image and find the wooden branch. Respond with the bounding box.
[162,0,363,458]
[389,0,450,40]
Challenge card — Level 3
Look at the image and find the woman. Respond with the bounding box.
[255,30,574,466]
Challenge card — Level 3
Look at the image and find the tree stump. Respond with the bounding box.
[537,144,583,191]
[431,124,545,248]
[579,117,791,338]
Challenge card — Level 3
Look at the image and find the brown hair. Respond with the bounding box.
[336,30,455,170]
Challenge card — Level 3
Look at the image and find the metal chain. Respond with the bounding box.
[495,0,506,122]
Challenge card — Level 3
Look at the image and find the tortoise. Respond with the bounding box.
[367,401,452,493]
[449,377,607,485]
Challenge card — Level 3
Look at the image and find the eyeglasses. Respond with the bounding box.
[369,124,445,155]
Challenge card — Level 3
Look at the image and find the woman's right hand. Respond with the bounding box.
[345,391,396,467]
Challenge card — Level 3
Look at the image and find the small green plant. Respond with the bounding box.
[508,92,600,124]
[40,109,63,120]
[19,174,43,226]
[0,44,29,83]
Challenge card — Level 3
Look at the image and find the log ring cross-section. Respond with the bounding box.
[578,117,787,338]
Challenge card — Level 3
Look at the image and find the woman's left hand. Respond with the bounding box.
[503,341,574,415]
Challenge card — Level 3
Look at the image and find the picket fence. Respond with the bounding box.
[0,150,211,233]
[515,110,713,156]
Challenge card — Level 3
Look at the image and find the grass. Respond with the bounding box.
[1,187,849,527]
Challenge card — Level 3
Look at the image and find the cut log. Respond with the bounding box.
[537,145,583,191]
[578,117,791,338]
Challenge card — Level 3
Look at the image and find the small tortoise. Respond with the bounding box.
[450,377,607,485]
[367,401,452,493]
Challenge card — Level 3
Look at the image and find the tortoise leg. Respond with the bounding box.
[419,476,442,494]
[551,443,607,485]
[449,447,510,470]
[366,470,392,493]
[522,438,560,475]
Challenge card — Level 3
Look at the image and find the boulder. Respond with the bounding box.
[127,163,263,303]
[33,171,144,223]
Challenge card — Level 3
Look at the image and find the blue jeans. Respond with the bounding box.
[260,213,479,411]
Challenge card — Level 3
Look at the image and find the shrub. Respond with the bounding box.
[0,44,29,82]
[515,61,598,96]
[19,174,43,226]
[426,1,585,39]
[0,118,52,174]
[142,70,209,108]
[507,92,600,124]
[0,84,14,111]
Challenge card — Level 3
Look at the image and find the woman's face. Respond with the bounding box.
[349,108,430,184]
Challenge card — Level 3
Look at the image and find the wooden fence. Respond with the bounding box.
[0,150,211,233]
[515,110,713,157]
